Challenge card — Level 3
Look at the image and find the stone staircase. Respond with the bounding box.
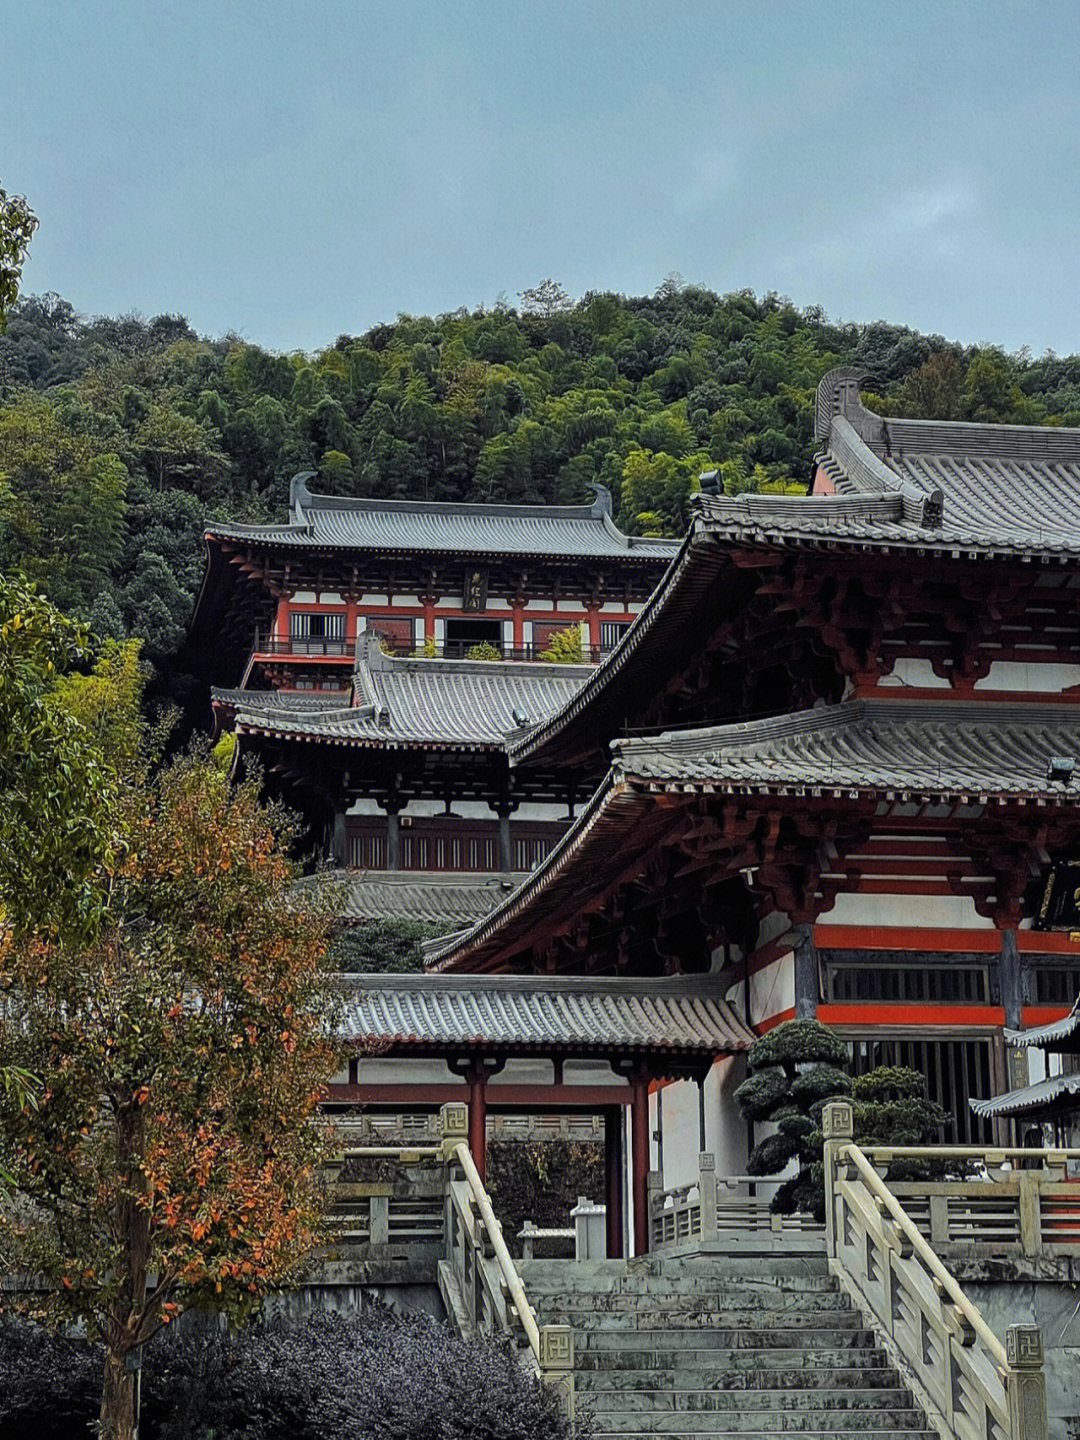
[519,1249,936,1440]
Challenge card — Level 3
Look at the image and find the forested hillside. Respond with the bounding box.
[3,281,1080,681]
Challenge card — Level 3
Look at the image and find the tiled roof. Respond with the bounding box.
[219,636,591,749]
[335,972,755,1054]
[327,871,526,925]
[808,367,1080,554]
[970,1072,1080,1119]
[611,700,1080,800]
[433,700,1080,971]
[207,473,678,562]
[1004,999,1080,1053]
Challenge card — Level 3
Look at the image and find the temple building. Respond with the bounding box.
[425,370,1080,1204]
[191,372,1080,1255]
[191,477,677,915]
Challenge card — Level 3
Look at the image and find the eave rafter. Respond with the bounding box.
[458,784,1080,977]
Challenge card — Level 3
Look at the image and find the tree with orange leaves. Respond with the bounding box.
[0,728,340,1440]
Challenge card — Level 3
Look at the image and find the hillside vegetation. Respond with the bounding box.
[2,282,1079,677]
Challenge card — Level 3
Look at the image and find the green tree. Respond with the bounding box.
[0,576,119,940]
[0,737,340,1440]
[0,183,37,331]
[734,1019,852,1218]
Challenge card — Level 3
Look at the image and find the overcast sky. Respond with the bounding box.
[5,0,1077,355]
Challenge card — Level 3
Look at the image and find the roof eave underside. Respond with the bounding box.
[434,704,1080,973]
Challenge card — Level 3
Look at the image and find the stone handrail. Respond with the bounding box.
[823,1101,1047,1440]
[438,1105,574,1428]
[649,1154,824,1249]
[325,1144,446,1252]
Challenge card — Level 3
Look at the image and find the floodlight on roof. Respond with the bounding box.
[511,707,529,727]
[1047,756,1075,785]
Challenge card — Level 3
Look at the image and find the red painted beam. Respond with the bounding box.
[324,1083,633,1106]
[818,1003,1005,1028]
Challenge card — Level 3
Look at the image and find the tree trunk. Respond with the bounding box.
[100,1346,135,1440]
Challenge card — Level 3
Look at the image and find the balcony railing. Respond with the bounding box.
[251,634,616,663]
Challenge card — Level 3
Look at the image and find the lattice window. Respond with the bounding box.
[848,1033,1001,1146]
[348,831,386,869]
[1028,963,1080,1006]
[825,960,990,1005]
[289,610,347,653]
[599,621,630,651]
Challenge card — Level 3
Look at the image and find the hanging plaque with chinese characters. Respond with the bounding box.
[462,567,488,612]
[1034,861,1080,931]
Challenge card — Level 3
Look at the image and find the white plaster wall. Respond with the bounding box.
[347,798,384,816]
[876,658,950,689]
[822,890,995,930]
[353,1057,462,1085]
[391,594,422,607]
[513,802,568,821]
[977,661,1080,693]
[358,593,389,605]
[656,1080,698,1187]
[749,954,795,1025]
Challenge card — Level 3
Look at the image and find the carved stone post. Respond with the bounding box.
[439,1101,468,1161]
[822,1100,854,1258]
[645,1169,662,1251]
[1005,1324,1047,1440]
[539,1324,575,1428]
[699,1153,718,1240]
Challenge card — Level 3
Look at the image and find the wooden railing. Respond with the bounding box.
[823,1101,1048,1440]
[648,1152,823,1250]
[437,1104,575,1429]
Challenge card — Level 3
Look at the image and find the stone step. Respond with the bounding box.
[521,1256,831,1287]
[578,1326,877,1352]
[577,1346,890,1372]
[586,1414,928,1436]
[577,1365,904,1392]
[581,1388,914,1413]
[589,1430,936,1440]
[535,1307,864,1332]
[532,1288,851,1313]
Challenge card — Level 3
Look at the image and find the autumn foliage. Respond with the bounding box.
[0,743,340,1438]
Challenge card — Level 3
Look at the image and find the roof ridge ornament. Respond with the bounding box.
[814,367,865,443]
[289,470,317,522]
[587,482,613,518]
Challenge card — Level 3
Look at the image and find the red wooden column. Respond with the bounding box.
[467,1066,488,1183]
[629,1068,651,1256]
[604,1106,624,1259]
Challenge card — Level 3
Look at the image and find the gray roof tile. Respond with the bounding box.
[433,700,1080,971]
[334,972,755,1053]
[218,636,591,749]
[327,871,527,925]
[809,369,1080,553]
[208,475,678,562]
[1004,999,1080,1052]
[970,1072,1080,1118]
[612,699,1080,799]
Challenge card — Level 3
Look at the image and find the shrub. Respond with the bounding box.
[538,625,583,663]
[327,916,453,974]
[465,641,502,661]
[0,1308,582,1440]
